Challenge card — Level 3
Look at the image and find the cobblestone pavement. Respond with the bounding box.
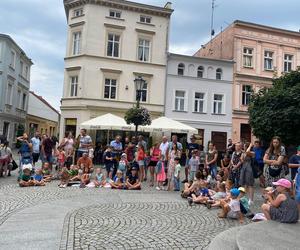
[0,170,263,250]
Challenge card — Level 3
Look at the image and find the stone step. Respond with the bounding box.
[208,226,241,250]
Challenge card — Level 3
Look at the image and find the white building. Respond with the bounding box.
[165,53,234,151]
[26,91,60,138]
[61,0,173,140]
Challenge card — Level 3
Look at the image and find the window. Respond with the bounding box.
[10,51,15,68]
[3,122,9,138]
[216,68,222,80]
[175,90,185,111]
[24,65,29,79]
[109,10,121,18]
[17,90,21,108]
[197,66,204,78]
[213,94,224,114]
[140,15,151,24]
[104,78,117,99]
[284,54,293,72]
[22,93,26,110]
[72,32,81,55]
[70,76,78,97]
[136,82,147,102]
[194,92,205,113]
[6,84,12,105]
[264,51,273,70]
[73,8,83,17]
[177,63,185,75]
[243,47,253,68]
[107,34,120,57]
[242,85,252,105]
[20,61,24,76]
[138,39,150,62]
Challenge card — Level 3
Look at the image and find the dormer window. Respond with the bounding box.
[140,15,151,24]
[73,8,83,17]
[109,10,121,19]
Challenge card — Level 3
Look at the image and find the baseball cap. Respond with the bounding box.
[238,187,246,193]
[230,188,240,197]
[131,166,138,171]
[121,153,127,157]
[272,178,291,189]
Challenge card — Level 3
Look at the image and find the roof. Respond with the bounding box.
[169,53,235,64]
[233,20,300,37]
[0,34,33,65]
[63,0,173,19]
[29,91,60,115]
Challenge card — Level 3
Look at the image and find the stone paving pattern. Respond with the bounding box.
[0,170,264,250]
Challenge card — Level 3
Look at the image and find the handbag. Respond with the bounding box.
[12,160,18,171]
[268,165,282,177]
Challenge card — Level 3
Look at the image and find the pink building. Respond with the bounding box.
[195,20,300,143]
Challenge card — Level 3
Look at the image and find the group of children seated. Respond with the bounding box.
[181,171,253,223]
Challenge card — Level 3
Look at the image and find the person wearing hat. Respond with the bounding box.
[126,167,141,190]
[118,153,128,179]
[18,164,35,187]
[238,187,250,215]
[183,135,199,183]
[261,178,299,223]
[218,188,243,223]
[111,169,125,189]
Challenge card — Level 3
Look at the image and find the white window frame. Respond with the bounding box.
[138,38,150,62]
[140,15,151,24]
[197,66,204,78]
[242,85,252,106]
[264,50,273,70]
[73,8,83,17]
[109,9,121,19]
[104,78,117,99]
[194,92,206,113]
[177,63,185,75]
[136,82,148,102]
[212,93,224,114]
[174,90,187,112]
[10,50,16,68]
[6,83,13,105]
[24,65,29,79]
[243,47,253,68]
[283,54,293,72]
[107,33,120,58]
[216,68,222,80]
[70,76,78,97]
[72,32,81,55]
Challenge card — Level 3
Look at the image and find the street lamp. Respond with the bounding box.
[134,76,146,138]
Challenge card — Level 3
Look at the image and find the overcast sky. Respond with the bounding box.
[1,0,299,110]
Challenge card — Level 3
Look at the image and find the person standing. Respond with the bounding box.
[77,129,92,159]
[263,136,286,187]
[169,135,183,151]
[230,142,243,188]
[110,135,123,178]
[60,132,74,154]
[227,139,235,157]
[31,131,41,167]
[159,136,169,185]
[253,140,265,187]
[0,141,12,177]
[206,142,218,179]
[41,134,54,169]
[167,143,181,191]
[288,145,300,180]
[183,135,199,183]
[17,133,33,166]
[148,143,161,187]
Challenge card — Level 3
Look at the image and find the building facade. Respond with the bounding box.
[61,0,173,138]
[195,20,300,142]
[0,34,33,146]
[165,53,233,151]
[26,91,60,138]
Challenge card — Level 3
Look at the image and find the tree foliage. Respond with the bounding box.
[248,69,300,145]
[124,106,151,127]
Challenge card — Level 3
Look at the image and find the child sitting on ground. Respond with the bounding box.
[206,182,227,209]
[42,162,52,182]
[181,171,203,198]
[174,157,181,191]
[94,168,106,187]
[209,179,233,209]
[59,167,70,188]
[188,180,211,205]
[238,187,250,214]
[218,188,244,224]
[126,167,141,190]
[33,168,45,186]
[80,166,91,188]
[111,170,125,189]
[18,164,35,187]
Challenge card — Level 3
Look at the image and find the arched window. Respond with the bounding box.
[197,66,204,78]
[216,68,222,80]
[178,63,185,75]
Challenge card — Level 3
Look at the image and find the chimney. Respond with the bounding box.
[164,2,172,9]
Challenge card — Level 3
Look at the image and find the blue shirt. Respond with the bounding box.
[34,174,43,182]
[253,147,264,165]
[31,137,40,153]
[110,140,123,151]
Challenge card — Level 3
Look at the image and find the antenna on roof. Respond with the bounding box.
[209,0,216,54]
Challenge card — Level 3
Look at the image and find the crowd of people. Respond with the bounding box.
[0,129,299,224]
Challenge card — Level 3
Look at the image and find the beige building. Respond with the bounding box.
[26,91,60,138]
[61,0,173,139]
[195,20,300,142]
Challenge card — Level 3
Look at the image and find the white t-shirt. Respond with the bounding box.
[159,142,169,157]
[228,199,240,219]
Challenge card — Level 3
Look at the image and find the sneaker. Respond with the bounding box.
[156,186,160,191]
[62,184,67,188]
[79,183,86,188]
[206,203,212,209]
[187,197,193,206]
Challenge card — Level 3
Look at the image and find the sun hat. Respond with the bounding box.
[121,153,127,157]
[238,187,246,193]
[22,164,33,171]
[230,188,240,197]
[272,178,291,189]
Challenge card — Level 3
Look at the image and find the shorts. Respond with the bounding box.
[43,154,53,163]
[227,210,239,219]
[32,153,40,163]
[138,160,144,167]
[148,160,158,167]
